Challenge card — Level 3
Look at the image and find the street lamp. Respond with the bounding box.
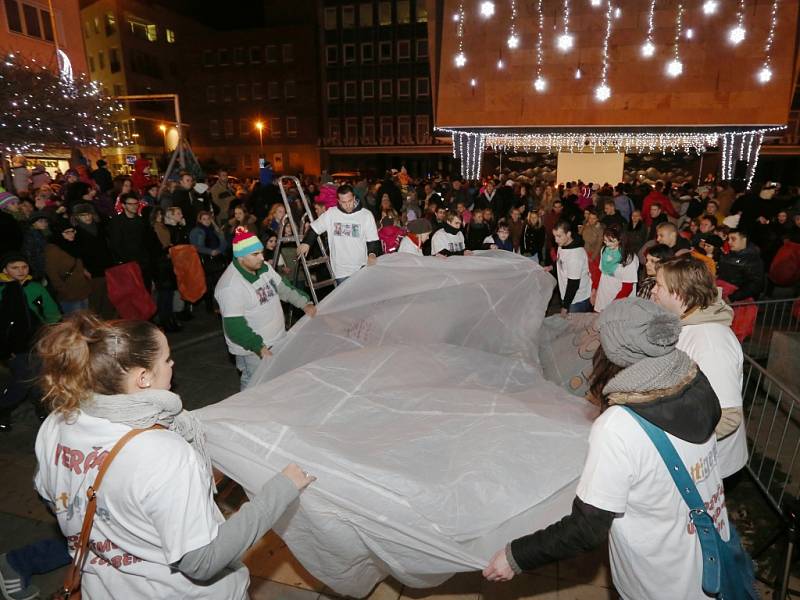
[255,120,264,154]
[158,123,167,151]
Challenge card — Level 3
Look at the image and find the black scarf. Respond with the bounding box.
[75,220,98,237]
[443,223,461,235]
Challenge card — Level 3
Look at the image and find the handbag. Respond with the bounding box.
[54,425,162,600]
[624,407,758,600]
[105,262,157,321]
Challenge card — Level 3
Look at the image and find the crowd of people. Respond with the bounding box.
[1,150,799,599]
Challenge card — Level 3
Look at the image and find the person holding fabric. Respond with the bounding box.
[298,184,381,284]
[33,313,315,599]
[484,298,734,600]
[215,229,316,389]
[398,219,432,256]
[547,220,592,315]
[593,224,639,312]
[482,220,514,252]
[652,256,748,478]
[431,212,471,256]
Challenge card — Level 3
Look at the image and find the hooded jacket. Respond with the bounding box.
[507,364,720,573]
[0,274,61,357]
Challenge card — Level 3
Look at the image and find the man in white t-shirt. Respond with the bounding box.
[298,184,381,283]
[546,220,592,315]
[430,212,472,256]
[484,298,728,599]
[652,255,748,478]
[215,228,316,389]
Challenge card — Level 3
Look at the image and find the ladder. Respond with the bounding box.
[272,175,337,305]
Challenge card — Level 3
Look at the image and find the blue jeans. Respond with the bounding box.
[59,298,89,315]
[569,298,594,313]
[235,353,262,390]
[6,538,71,588]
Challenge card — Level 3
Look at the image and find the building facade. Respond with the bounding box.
[319,0,451,177]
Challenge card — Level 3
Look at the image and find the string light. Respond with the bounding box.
[507,0,519,48]
[590,0,601,5]
[454,1,466,67]
[557,0,574,52]
[497,58,505,69]
[575,66,582,79]
[614,6,621,18]
[595,1,613,101]
[533,0,546,92]
[685,28,694,39]
[757,0,779,84]
[470,78,478,86]
[666,3,684,77]
[728,0,746,44]
[702,0,718,14]
[480,1,495,18]
[641,0,657,58]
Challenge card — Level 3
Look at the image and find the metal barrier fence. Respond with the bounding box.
[732,297,800,361]
[742,353,800,598]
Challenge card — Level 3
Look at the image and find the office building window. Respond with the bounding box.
[362,117,375,142]
[286,117,297,137]
[397,40,410,61]
[234,47,245,65]
[236,83,248,101]
[326,45,338,65]
[206,85,216,103]
[270,117,281,137]
[343,43,355,65]
[222,85,233,102]
[252,82,263,100]
[397,0,410,23]
[379,41,391,62]
[379,2,391,25]
[416,39,429,59]
[397,78,410,98]
[88,55,95,72]
[359,3,373,26]
[327,82,340,101]
[398,116,411,142]
[218,48,229,65]
[344,81,357,100]
[362,80,374,99]
[223,119,234,138]
[129,20,157,42]
[5,0,55,41]
[416,77,430,97]
[345,117,358,142]
[416,115,430,142]
[342,5,355,28]
[97,50,105,70]
[416,0,428,22]
[84,20,91,38]
[379,79,392,99]
[250,46,261,63]
[380,116,393,140]
[239,118,249,137]
[209,119,219,138]
[328,119,340,140]
[166,29,175,43]
[93,16,99,33]
[284,80,296,99]
[268,81,280,100]
[266,45,278,63]
[282,43,293,62]
[361,42,373,63]
[203,50,214,67]
[109,48,121,73]
[105,12,116,35]
[324,6,337,29]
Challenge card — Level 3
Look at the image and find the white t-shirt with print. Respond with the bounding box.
[310,206,379,278]
[576,406,728,600]
[431,229,466,255]
[215,261,287,355]
[556,246,591,305]
[34,412,249,600]
[398,235,423,256]
[678,323,748,478]
[594,251,640,312]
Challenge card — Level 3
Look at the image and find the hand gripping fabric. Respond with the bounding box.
[624,407,757,600]
[55,425,163,600]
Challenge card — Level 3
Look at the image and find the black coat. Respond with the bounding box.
[718,243,764,301]
[107,213,151,268]
[75,222,113,277]
[172,188,214,227]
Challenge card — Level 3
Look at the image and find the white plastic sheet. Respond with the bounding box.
[195,252,599,597]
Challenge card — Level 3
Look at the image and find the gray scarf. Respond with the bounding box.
[603,349,694,396]
[82,389,216,491]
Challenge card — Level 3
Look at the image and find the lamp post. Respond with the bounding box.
[158,123,167,151]
[255,120,264,155]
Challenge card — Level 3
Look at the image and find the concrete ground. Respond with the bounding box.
[0,309,789,599]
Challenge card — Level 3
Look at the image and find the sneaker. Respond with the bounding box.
[0,554,40,600]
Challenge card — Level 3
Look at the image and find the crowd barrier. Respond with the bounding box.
[731,297,800,360]
[742,353,800,598]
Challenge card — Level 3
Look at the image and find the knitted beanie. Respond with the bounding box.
[597,297,682,367]
[407,218,432,235]
[232,226,264,258]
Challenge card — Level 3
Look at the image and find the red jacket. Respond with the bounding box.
[642,191,678,225]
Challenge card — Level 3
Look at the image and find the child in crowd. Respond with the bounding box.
[378,216,405,254]
[398,219,433,255]
[431,212,470,256]
[637,243,674,300]
[483,220,514,252]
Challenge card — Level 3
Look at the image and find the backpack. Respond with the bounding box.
[625,408,758,600]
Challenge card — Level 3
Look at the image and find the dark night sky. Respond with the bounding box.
[158,0,267,30]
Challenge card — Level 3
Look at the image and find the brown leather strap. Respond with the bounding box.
[60,425,165,597]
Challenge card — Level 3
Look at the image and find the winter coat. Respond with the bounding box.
[717,243,764,301]
[22,228,49,280]
[0,275,60,357]
[74,223,113,278]
[44,244,91,302]
[522,224,545,258]
[107,213,151,268]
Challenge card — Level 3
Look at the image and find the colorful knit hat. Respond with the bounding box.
[232,226,264,258]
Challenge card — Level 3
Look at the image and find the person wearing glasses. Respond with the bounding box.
[107,192,153,289]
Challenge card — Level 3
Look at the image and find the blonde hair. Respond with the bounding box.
[656,256,717,312]
[36,313,162,415]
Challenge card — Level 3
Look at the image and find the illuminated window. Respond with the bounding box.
[166,29,175,43]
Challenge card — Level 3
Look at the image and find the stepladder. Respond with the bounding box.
[271,175,337,306]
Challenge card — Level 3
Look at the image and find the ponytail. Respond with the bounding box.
[37,313,162,415]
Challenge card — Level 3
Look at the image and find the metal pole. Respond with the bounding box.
[174,94,184,169]
[697,152,704,186]
[46,0,60,65]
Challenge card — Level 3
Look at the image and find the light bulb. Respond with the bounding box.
[455,52,466,67]
[614,7,621,18]
[641,41,655,58]
[452,13,460,21]
[666,58,683,77]
[702,0,719,15]
[757,66,773,83]
[595,83,611,101]
[575,67,582,79]
[470,78,477,87]
[533,76,547,91]
[497,59,505,69]
[728,25,746,44]
[480,1,495,18]
[557,33,574,51]
[590,0,601,5]
[686,28,694,39]
[507,34,519,49]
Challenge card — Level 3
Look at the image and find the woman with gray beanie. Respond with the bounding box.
[484,297,731,600]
